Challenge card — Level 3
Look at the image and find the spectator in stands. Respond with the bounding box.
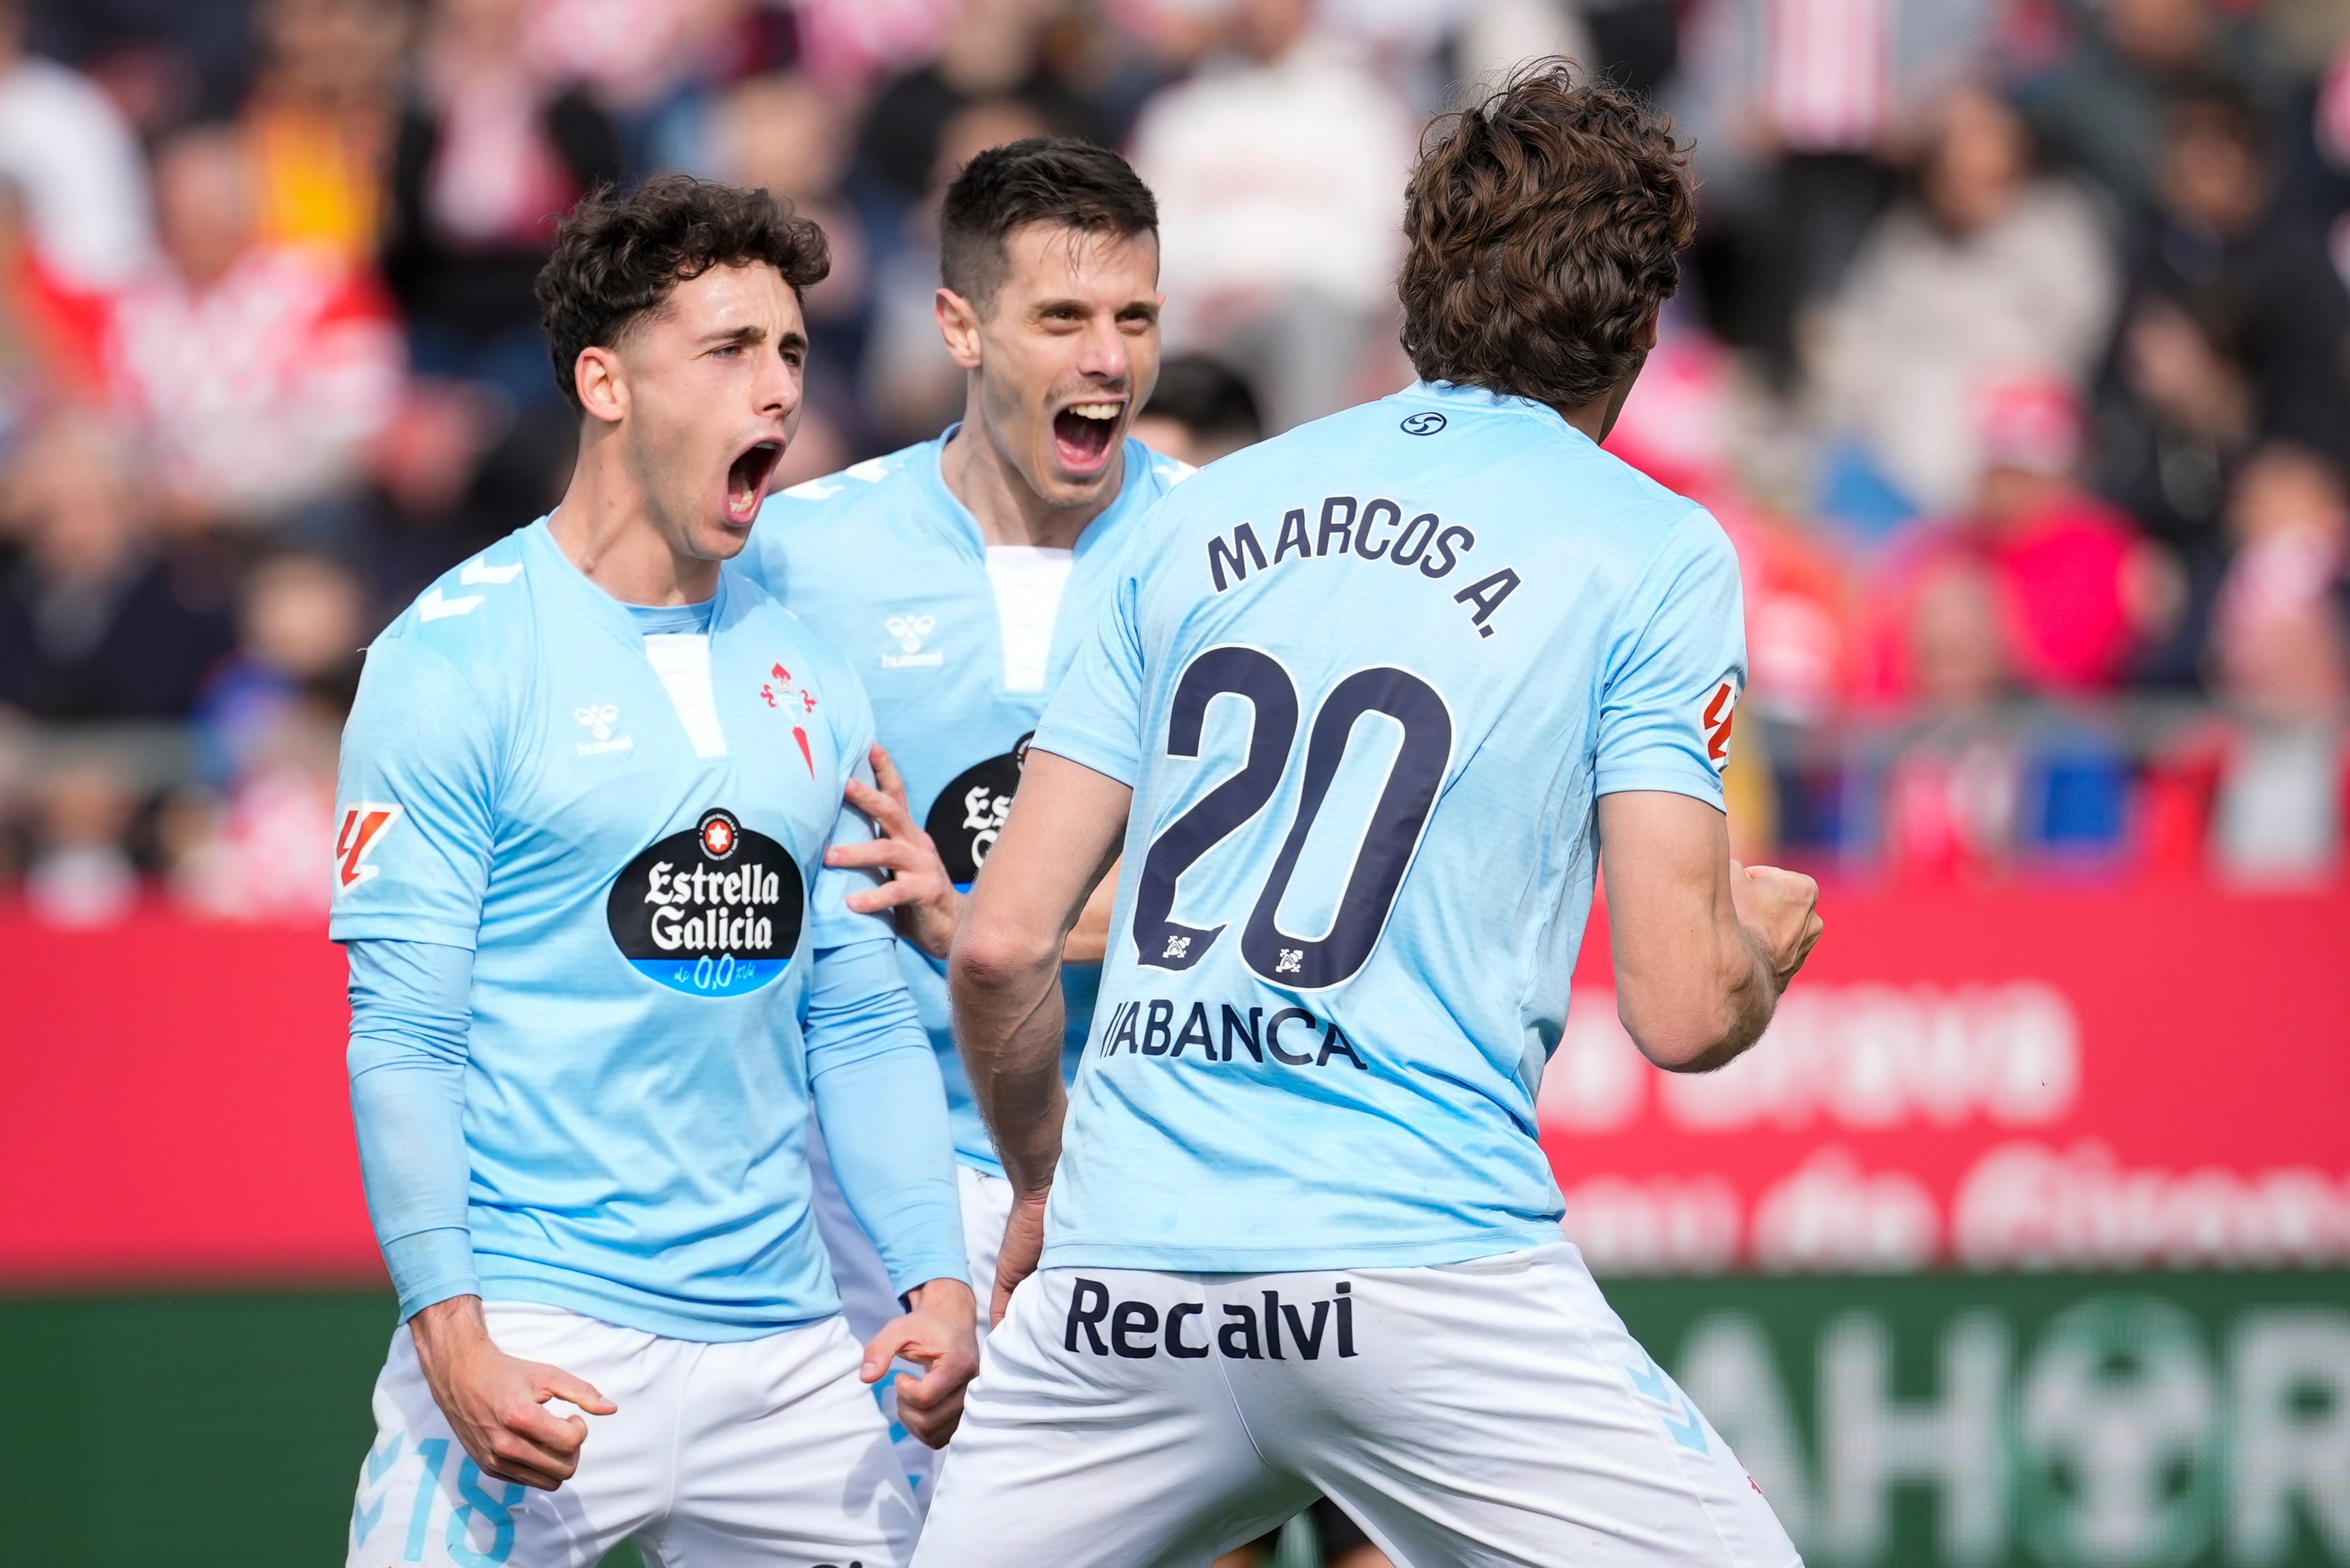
[172,552,363,922]
[526,0,754,170]
[1130,352,1263,467]
[2146,447,2349,884]
[2090,294,2252,567]
[2131,81,2350,472]
[103,124,406,536]
[854,0,1109,210]
[195,551,367,786]
[0,414,236,721]
[1810,84,2118,527]
[1672,0,1995,378]
[242,0,412,266]
[2015,0,2278,217]
[862,95,1052,443]
[382,0,622,403]
[24,755,138,927]
[2199,597,2349,886]
[1870,381,2161,701]
[1879,554,2024,879]
[0,176,108,445]
[1129,0,1418,430]
[0,0,155,293]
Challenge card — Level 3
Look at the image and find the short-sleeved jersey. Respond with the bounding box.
[331,518,896,1339]
[1030,381,1747,1271]
[740,430,1192,1174]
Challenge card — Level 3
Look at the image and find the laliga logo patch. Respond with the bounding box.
[606,808,804,996]
[923,732,1032,890]
[335,803,401,891]
[1703,678,1740,769]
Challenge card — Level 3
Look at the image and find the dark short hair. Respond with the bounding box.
[536,174,831,412]
[939,137,1157,311]
[1400,64,1695,410]
[1140,355,1263,445]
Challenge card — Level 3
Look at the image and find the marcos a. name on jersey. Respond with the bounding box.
[1203,493,1521,639]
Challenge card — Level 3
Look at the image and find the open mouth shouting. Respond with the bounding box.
[1051,398,1126,479]
[725,439,784,526]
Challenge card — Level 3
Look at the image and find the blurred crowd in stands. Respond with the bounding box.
[0,0,2347,928]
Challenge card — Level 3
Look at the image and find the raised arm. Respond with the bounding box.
[947,749,1130,1319]
[1596,791,1822,1072]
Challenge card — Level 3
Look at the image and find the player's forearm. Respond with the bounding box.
[806,941,970,1294]
[950,920,1070,1199]
[1059,855,1121,965]
[347,939,482,1320]
[1613,907,1777,1072]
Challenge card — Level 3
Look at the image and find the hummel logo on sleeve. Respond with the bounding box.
[335,804,402,890]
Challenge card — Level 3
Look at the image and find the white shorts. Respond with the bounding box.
[345,1302,918,1567]
[914,1242,1802,1568]
[809,1129,1013,1508]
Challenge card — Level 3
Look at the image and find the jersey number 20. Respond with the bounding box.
[1132,645,1452,989]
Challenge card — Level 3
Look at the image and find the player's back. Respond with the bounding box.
[1031,380,1744,1270]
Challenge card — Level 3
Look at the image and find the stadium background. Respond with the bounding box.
[1,0,2347,1563]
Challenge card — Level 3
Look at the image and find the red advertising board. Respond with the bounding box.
[1,889,2346,1285]
[1545,886,2350,1273]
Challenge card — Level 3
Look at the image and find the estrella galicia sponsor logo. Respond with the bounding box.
[1400,410,1446,435]
[606,808,803,995]
[923,733,1031,890]
[1064,1279,1359,1361]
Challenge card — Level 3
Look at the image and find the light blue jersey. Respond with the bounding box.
[332,518,963,1338]
[741,430,1192,1174]
[1029,381,1747,1271]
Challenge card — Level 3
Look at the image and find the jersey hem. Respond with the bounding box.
[1036,1222,1567,1274]
[477,1267,840,1344]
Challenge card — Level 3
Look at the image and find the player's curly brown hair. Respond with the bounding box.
[1399,64,1695,411]
[536,174,831,413]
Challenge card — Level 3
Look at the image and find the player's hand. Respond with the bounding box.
[991,1189,1049,1330]
[409,1296,617,1492]
[861,1277,980,1449]
[1729,861,1823,992]
[831,743,965,960]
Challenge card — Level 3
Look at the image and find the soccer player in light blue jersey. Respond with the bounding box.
[738,140,1187,1387]
[921,69,1825,1567]
[334,177,976,1568]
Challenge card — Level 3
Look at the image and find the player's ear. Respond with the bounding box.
[935,287,985,371]
[575,345,628,425]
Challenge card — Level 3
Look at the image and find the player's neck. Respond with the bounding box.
[549,440,721,608]
[1549,375,1637,446]
[942,413,1119,553]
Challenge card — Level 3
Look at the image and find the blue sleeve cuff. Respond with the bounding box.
[384,1229,482,1323]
